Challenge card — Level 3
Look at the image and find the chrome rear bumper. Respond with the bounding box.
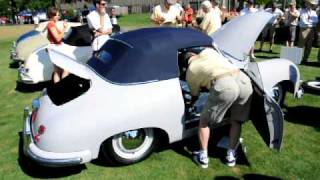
[22,106,91,167]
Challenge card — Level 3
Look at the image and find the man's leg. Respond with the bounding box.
[303,28,314,63]
[226,71,253,166]
[226,120,242,167]
[193,119,210,168]
[260,25,270,51]
[198,120,210,152]
[229,120,241,149]
[298,28,309,63]
[269,26,276,52]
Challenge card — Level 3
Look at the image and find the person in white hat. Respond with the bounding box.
[284,1,300,47]
[298,0,318,64]
[195,0,220,35]
[150,0,182,26]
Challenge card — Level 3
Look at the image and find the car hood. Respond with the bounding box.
[211,11,272,62]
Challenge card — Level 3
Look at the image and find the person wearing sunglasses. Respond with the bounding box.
[87,0,113,51]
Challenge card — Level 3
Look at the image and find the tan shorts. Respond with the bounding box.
[200,71,253,127]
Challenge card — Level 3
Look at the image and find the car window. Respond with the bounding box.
[47,74,90,106]
[63,25,92,46]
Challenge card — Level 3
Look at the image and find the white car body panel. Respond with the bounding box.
[18,43,92,84]
[211,11,269,62]
[35,75,184,159]
[211,11,301,96]
[12,21,81,63]
[257,59,301,97]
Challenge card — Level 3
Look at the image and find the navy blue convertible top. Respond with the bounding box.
[87,27,212,84]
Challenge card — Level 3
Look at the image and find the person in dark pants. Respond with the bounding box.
[298,0,318,64]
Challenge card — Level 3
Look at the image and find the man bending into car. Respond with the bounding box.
[185,47,253,168]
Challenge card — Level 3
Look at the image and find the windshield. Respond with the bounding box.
[63,25,92,46]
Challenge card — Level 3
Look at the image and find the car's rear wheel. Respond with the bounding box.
[271,84,286,106]
[102,128,157,165]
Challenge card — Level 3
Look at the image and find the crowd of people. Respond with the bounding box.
[149,0,320,64]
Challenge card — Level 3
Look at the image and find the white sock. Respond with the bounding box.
[200,150,208,157]
[227,149,235,155]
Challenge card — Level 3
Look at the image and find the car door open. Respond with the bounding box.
[246,62,284,150]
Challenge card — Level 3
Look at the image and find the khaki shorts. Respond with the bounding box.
[200,71,253,127]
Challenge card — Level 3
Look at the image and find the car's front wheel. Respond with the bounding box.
[102,128,157,165]
[271,83,286,106]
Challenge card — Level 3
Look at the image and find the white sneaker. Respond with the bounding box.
[226,150,236,167]
[192,151,209,169]
[250,53,256,59]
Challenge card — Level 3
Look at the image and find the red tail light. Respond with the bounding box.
[34,134,40,142]
[31,110,37,123]
[34,125,46,143]
[38,125,46,135]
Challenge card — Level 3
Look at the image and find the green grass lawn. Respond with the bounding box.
[0,14,319,179]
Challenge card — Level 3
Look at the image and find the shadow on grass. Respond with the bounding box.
[254,55,279,59]
[170,126,250,167]
[9,61,21,69]
[214,174,282,180]
[301,62,320,67]
[284,105,320,131]
[15,81,50,93]
[18,132,86,178]
[242,174,282,180]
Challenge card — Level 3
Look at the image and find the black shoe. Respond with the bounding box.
[268,49,273,53]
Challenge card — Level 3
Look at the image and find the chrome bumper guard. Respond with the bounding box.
[18,66,33,83]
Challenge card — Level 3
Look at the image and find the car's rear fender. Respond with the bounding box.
[256,59,301,97]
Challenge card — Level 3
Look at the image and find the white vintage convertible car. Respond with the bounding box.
[22,12,302,167]
[18,25,93,84]
[10,21,81,63]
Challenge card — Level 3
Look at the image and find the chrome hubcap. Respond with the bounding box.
[112,128,154,159]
